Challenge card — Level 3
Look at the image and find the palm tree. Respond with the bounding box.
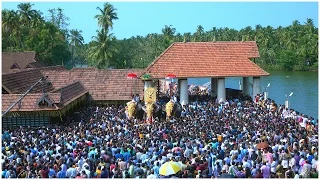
[2,10,20,47]
[162,25,176,38]
[87,30,118,69]
[17,3,38,25]
[195,25,204,41]
[69,29,84,67]
[95,2,118,34]
[183,32,191,42]
[30,10,44,27]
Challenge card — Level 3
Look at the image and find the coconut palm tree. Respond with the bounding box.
[87,30,118,69]
[194,25,204,41]
[2,10,20,48]
[162,25,176,38]
[95,2,118,34]
[69,29,84,67]
[17,3,38,25]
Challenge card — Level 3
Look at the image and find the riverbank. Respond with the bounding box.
[257,63,318,72]
[188,71,318,119]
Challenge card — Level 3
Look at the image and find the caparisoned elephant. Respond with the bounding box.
[142,102,162,123]
[126,101,145,120]
[165,101,182,120]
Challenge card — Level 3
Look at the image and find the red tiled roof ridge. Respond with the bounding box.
[38,65,66,70]
[70,67,144,71]
[51,81,86,93]
[70,67,97,71]
[173,41,257,44]
[2,65,67,75]
[2,92,61,97]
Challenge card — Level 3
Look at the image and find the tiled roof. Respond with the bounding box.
[2,93,61,112]
[3,65,144,102]
[70,68,144,101]
[2,68,54,94]
[52,81,88,106]
[143,41,269,78]
[27,61,43,68]
[2,81,87,112]
[37,65,67,72]
[2,51,44,74]
[42,68,145,101]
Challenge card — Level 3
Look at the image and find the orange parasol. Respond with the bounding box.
[256,141,269,150]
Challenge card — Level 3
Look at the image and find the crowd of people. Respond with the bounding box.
[1,92,318,178]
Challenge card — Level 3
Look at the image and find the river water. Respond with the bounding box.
[188,71,318,119]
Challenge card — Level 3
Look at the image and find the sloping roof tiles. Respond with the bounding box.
[143,41,269,78]
[2,51,44,74]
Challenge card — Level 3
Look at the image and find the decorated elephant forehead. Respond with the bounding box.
[145,87,156,103]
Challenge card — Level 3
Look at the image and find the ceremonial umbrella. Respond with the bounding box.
[127,73,137,79]
[165,73,177,80]
[256,141,269,150]
[127,73,137,96]
[159,161,182,176]
[141,73,152,81]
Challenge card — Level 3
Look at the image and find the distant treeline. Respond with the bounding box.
[2,3,318,71]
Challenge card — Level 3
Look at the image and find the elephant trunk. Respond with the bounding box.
[165,101,174,117]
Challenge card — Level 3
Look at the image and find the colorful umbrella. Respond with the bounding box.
[141,73,152,80]
[159,161,182,176]
[127,73,137,96]
[165,73,177,80]
[256,141,269,150]
[127,73,137,79]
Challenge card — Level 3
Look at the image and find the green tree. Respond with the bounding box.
[87,30,118,69]
[95,2,118,34]
[17,3,38,26]
[69,29,84,67]
[2,3,72,66]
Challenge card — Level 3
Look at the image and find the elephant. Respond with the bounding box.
[165,101,182,120]
[126,101,145,120]
[142,102,162,123]
[126,101,162,122]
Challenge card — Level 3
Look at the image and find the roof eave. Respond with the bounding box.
[139,43,176,78]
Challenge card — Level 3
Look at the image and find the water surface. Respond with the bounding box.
[188,71,318,119]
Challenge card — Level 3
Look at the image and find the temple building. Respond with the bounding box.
[2,41,268,127]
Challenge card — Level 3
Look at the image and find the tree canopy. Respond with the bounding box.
[2,3,318,71]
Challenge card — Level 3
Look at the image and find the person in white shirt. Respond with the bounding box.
[311,156,318,170]
[289,155,296,169]
[146,170,157,179]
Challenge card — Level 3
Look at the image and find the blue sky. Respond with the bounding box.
[2,2,318,43]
